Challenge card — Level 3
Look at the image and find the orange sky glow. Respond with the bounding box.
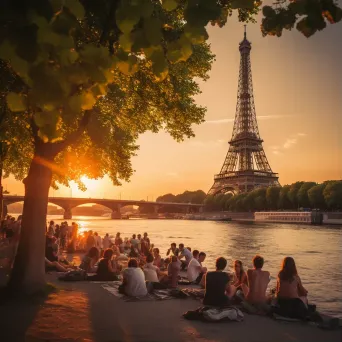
[3,12,342,201]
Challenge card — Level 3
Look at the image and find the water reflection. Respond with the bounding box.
[49,215,342,318]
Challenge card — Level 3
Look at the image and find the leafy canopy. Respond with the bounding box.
[0,0,340,190]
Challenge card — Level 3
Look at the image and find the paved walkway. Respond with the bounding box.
[0,277,341,342]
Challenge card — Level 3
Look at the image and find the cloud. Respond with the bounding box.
[271,133,307,155]
[283,138,298,149]
[205,115,291,124]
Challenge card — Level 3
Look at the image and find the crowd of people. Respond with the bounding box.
[0,217,331,323]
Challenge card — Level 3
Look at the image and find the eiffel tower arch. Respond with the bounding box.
[208,27,279,196]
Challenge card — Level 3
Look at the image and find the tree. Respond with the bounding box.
[278,185,292,210]
[287,182,304,209]
[323,181,342,210]
[261,0,342,38]
[266,186,281,210]
[297,182,316,208]
[1,0,340,294]
[308,183,326,209]
[156,193,176,203]
[1,0,264,293]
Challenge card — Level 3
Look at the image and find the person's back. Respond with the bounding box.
[143,262,159,283]
[203,257,230,307]
[103,235,111,249]
[123,266,147,297]
[277,275,301,299]
[168,256,181,288]
[246,256,270,304]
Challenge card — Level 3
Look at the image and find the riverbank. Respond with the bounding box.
[0,275,341,342]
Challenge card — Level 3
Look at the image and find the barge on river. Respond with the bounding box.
[255,211,323,224]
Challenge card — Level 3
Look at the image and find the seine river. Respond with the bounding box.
[48,215,342,318]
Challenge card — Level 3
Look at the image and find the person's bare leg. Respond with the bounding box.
[52,261,68,272]
[241,283,249,298]
[226,285,237,299]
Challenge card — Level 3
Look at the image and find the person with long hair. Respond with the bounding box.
[276,256,310,319]
[232,260,248,288]
[226,260,249,299]
[79,246,100,273]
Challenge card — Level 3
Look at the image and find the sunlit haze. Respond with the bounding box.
[4,13,342,200]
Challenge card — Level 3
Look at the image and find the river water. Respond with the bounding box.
[48,215,342,318]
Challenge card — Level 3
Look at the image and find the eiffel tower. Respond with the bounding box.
[208,27,279,195]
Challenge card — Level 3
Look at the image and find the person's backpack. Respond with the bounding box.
[59,270,87,281]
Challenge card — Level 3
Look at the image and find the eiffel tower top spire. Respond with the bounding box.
[208,27,279,194]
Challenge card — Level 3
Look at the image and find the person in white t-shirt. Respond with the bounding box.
[178,243,192,270]
[187,251,207,284]
[143,254,166,283]
[120,258,147,297]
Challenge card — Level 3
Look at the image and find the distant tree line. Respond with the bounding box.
[156,190,207,205]
[204,180,342,212]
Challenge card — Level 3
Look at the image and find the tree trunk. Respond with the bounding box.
[7,144,55,294]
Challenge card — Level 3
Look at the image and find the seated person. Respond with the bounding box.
[203,257,231,307]
[95,248,119,281]
[120,258,147,297]
[45,236,59,262]
[187,251,207,284]
[228,260,248,298]
[45,257,71,272]
[168,256,181,288]
[152,248,162,267]
[242,255,270,313]
[276,256,310,319]
[79,247,99,273]
[166,242,179,257]
[143,254,167,284]
[178,243,192,270]
[129,245,140,258]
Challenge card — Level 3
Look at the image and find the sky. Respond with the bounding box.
[3,9,342,201]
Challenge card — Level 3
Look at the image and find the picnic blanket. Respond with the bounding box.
[101,281,205,302]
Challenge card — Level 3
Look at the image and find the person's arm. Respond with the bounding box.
[200,272,206,288]
[108,260,115,273]
[166,248,171,256]
[297,275,308,295]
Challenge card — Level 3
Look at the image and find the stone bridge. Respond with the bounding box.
[3,195,203,219]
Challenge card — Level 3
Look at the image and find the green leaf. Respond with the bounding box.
[296,18,317,38]
[184,24,208,44]
[34,110,60,128]
[141,0,154,17]
[167,35,193,63]
[116,6,141,34]
[81,92,96,110]
[230,0,255,10]
[49,0,64,14]
[162,0,179,11]
[59,49,79,66]
[64,1,85,19]
[144,18,162,45]
[119,33,133,52]
[117,55,139,75]
[7,93,27,112]
[91,84,107,98]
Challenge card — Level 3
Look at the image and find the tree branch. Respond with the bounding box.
[50,110,92,156]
